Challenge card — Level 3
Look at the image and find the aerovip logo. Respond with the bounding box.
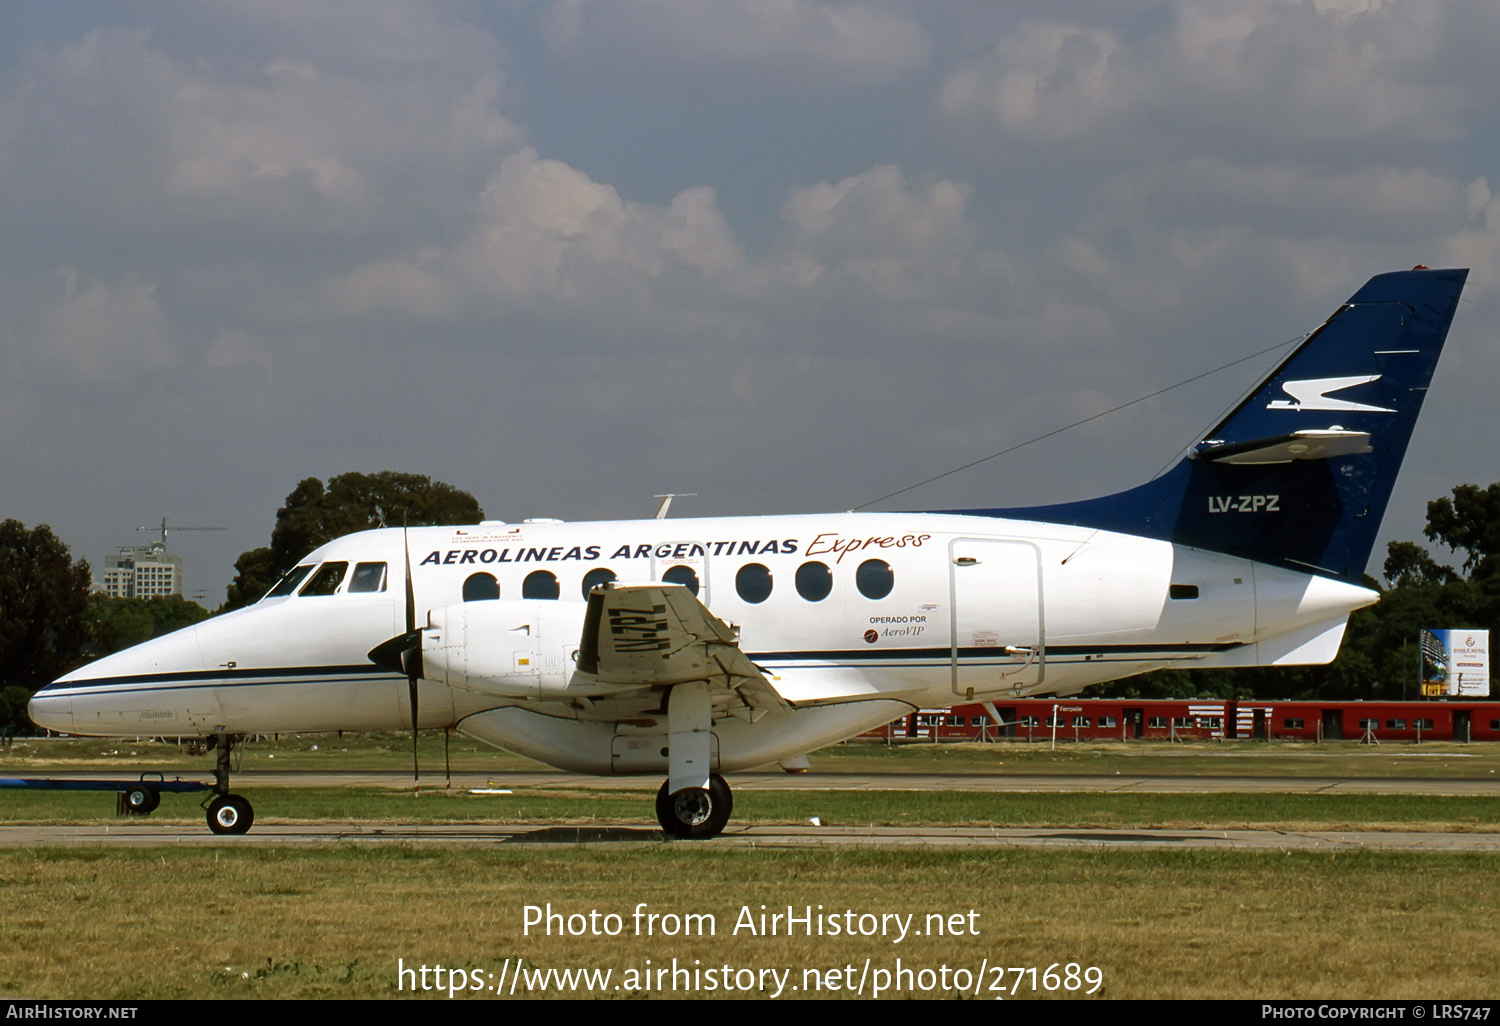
[1267,375,1394,413]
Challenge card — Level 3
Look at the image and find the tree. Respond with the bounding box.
[83,594,154,656]
[83,594,210,658]
[224,546,276,612]
[222,472,485,610]
[0,521,92,721]
[1308,483,1500,700]
[1383,541,1458,589]
[1423,483,1500,580]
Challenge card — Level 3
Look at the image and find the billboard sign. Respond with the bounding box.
[1420,629,1490,697]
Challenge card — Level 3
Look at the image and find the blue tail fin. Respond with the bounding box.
[958,267,1468,583]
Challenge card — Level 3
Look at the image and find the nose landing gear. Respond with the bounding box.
[203,734,255,835]
[207,793,254,835]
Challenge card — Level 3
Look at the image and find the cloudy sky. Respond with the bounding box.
[3,0,1497,601]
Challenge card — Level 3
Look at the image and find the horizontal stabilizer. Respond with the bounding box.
[1194,429,1372,465]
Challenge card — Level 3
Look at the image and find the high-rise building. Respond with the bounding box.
[101,542,184,598]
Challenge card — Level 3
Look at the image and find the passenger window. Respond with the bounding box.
[265,564,314,599]
[463,572,499,601]
[300,562,349,596]
[662,565,700,596]
[855,559,893,599]
[523,570,560,600]
[795,561,832,601]
[581,567,616,599]
[735,563,772,604]
[349,562,388,593]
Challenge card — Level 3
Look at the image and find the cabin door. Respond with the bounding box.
[949,537,1044,699]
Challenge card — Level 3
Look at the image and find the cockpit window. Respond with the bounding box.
[265,564,314,599]
[349,562,389,593]
[299,562,349,596]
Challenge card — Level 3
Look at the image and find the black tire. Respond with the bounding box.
[655,774,732,839]
[124,785,159,815]
[716,773,733,821]
[206,794,254,835]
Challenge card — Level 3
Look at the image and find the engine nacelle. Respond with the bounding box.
[422,600,600,699]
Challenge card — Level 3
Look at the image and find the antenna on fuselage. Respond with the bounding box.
[653,494,697,519]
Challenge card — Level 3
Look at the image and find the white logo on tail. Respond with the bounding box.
[1267,375,1393,413]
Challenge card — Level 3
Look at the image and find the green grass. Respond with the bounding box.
[9,731,1500,778]
[3,847,1497,999]
[815,737,1500,778]
[1,732,548,773]
[6,733,1500,1000]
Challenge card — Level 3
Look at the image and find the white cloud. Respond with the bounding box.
[543,0,932,87]
[458,150,745,310]
[326,248,452,319]
[1087,160,1472,242]
[940,2,1463,150]
[1463,177,1492,224]
[36,269,172,380]
[330,149,745,320]
[5,2,1500,595]
[780,166,971,256]
[938,21,1129,139]
[1,17,518,231]
[774,166,979,301]
[160,53,516,208]
[204,329,275,388]
[326,155,1014,349]
[184,0,500,68]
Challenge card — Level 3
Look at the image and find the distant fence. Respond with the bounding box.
[865,699,1500,743]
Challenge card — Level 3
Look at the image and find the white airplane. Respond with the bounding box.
[30,267,1468,838]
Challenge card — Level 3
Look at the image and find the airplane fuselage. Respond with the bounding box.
[28,268,1469,836]
[33,511,1373,774]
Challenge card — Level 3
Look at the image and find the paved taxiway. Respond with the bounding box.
[2,821,1497,852]
[20,769,1500,795]
[5,770,1498,851]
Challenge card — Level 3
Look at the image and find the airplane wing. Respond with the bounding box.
[575,583,789,715]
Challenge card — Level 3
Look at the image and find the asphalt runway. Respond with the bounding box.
[3,820,1499,851]
[5,769,1499,851]
[17,768,1500,794]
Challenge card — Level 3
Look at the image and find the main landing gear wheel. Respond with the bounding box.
[655,774,732,839]
[206,794,254,835]
[124,785,160,815]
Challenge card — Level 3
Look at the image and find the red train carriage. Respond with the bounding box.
[870,699,1500,742]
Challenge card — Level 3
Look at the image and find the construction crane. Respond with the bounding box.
[137,517,226,547]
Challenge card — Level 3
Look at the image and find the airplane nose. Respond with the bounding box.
[26,623,211,737]
[27,688,73,734]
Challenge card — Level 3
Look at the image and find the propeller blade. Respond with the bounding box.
[404,525,420,794]
[408,677,420,794]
